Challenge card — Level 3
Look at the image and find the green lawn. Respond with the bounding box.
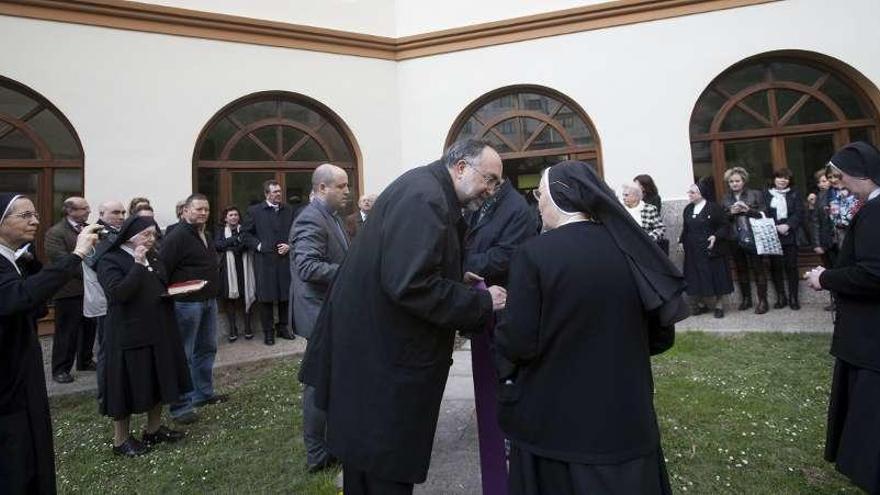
[51,332,859,494]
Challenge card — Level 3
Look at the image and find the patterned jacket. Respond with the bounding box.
[639,203,666,241]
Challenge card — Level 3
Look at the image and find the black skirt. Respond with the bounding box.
[508,443,671,495]
[825,359,880,494]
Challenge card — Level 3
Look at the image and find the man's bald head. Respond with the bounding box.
[63,196,90,224]
[312,163,350,212]
[98,200,126,228]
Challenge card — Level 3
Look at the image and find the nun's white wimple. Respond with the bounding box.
[0,194,24,224]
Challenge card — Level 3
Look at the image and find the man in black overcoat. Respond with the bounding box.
[243,180,297,345]
[299,140,507,494]
[0,193,100,494]
[806,142,880,494]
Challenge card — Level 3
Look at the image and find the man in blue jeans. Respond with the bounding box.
[161,193,228,424]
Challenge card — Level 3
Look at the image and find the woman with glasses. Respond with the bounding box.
[97,216,191,457]
[496,161,686,495]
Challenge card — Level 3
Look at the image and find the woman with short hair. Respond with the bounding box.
[621,181,667,253]
[765,168,805,310]
[722,166,770,314]
[215,205,255,342]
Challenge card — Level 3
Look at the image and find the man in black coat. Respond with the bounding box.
[0,193,100,494]
[300,140,507,494]
[243,180,297,345]
[806,142,880,494]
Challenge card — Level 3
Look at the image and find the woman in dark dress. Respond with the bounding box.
[680,180,733,318]
[215,206,255,342]
[0,193,100,495]
[97,216,191,457]
[496,161,687,495]
[765,168,805,310]
[721,166,770,314]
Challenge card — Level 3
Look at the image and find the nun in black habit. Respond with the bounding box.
[495,161,687,495]
[806,142,880,494]
[0,193,100,494]
[96,216,191,457]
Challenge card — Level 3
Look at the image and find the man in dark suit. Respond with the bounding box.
[806,142,880,494]
[343,193,375,240]
[299,140,507,494]
[290,164,350,473]
[45,196,97,383]
[243,180,297,345]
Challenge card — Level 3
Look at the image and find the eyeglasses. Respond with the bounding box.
[532,180,570,200]
[8,211,39,221]
[466,163,502,190]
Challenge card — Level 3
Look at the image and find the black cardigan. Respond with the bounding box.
[764,188,805,247]
[159,222,219,301]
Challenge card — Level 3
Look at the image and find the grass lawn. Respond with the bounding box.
[51,332,860,494]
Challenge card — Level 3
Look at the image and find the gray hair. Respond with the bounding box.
[621,182,643,200]
[442,139,492,169]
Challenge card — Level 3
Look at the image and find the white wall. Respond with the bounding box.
[396,0,880,201]
[0,16,400,226]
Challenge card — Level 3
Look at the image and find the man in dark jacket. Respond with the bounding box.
[807,142,880,495]
[343,193,375,239]
[300,140,507,494]
[290,164,350,473]
[45,196,97,383]
[161,193,226,424]
[243,180,297,345]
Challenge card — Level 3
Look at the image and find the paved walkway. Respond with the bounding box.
[42,303,832,493]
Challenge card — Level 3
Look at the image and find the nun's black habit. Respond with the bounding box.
[96,216,191,419]
[0,193,81,494]
[820,142,880,494]
[495,162,687,495]
[680,178,734,298]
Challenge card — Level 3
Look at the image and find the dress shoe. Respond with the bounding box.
[113,437,150,457]
[244,327,254,340]
[264,331,275,346]
[193,394,229,408]
[773,296,788,309]
[52,372,74,384]
[713,308,725,319]
[307,456,339,474]
[172,411,199,425]
[738,299,753,311]
[77,361,98,372]
[790,300,801,310]
[278,326,296,340]
[754,299,769,315]
[142,425,186,445]
[692,305,708,316]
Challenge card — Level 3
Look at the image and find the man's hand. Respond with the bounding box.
[463,272,484,284]
[804,266,826,291]
[276,243,290,255]
[73,224,101,258]
[487,285,506,311]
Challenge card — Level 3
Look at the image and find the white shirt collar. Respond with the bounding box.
[869,188,880,202]
[0,243,20,276]
[360,210,367,221]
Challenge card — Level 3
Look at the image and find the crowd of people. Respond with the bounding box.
[1,139,879,494]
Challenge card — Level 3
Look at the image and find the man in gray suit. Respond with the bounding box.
[289,163,350,473]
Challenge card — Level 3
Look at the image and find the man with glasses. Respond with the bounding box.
[300,139,507,494]
[45,196,97,384]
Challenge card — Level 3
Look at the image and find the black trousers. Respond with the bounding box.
[51,296,96,375]
[342,466,414,495]
[730,245,768,300]
[258,301,288,335]
[770,244,800,301]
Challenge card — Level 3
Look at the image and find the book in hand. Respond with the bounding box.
[166,279,208,296]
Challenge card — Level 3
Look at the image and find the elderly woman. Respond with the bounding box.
[496,161,686,495]
[97,216,191,456]
[765,168,805,310]
[621,181,667,253]
[722,166,769,314]
[0,193,99,494]
[680,179,733,318]
[215,206,255,342]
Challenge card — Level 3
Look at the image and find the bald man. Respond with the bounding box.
[44,196,97,383]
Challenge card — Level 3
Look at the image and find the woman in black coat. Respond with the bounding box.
[97,217,191,457]
[215,206,254,342]
[722,166,770,314]
[765,168,805,310]
[496,161,686,495]
[680,181,733,318]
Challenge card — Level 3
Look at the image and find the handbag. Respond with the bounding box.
[749,213,783,256]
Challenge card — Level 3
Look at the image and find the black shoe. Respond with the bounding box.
[52,372,74,384]
[142,425,186,445]
[77,361,98,372]
[193,394,229,408]
[244,328,254,340]
[228,324,238,343]
[692,305,708,316]
[773,297,788,309]
[755,299,769,315]
[738,299,753,311]
[278,326,296,340]
[113,437,150,457]
[790,300,801,310]
[264,331,275,346]
[307,456,339,474]
[713,308,724,319]
[172,411,199,425]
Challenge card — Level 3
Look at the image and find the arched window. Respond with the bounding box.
[194,91,360,224]
[446,85,601,197]
[0,75,84,254]
[690,53,879,198]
